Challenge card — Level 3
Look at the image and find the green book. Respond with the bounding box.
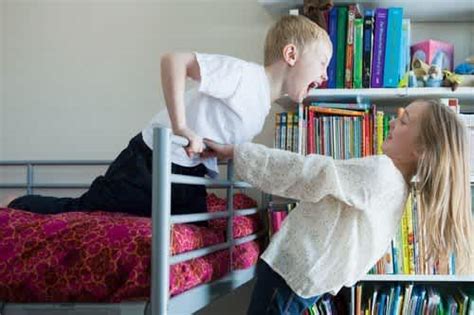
[353,18,364,88]
[336,6,348,89]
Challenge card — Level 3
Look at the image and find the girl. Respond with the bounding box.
[203,99,473,314]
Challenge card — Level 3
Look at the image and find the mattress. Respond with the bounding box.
[0,193,262,302]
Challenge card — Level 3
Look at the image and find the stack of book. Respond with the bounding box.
[355,284,473,315]
[324,5,411,89]
[274,102,395,157]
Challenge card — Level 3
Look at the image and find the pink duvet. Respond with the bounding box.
[0,193,262,302]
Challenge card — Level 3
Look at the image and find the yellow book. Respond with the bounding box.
[401,198,410,274]
[415,191,426,274]
[376,111,384,154]
[406,194,415,274]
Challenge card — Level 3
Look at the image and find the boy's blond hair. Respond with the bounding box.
[264,15,331,67]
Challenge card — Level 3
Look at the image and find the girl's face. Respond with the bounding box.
[382,101,428,164]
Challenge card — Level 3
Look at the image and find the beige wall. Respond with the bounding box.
[1,0,274,161]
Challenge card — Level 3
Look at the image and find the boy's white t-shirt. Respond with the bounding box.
[142,52,271,177]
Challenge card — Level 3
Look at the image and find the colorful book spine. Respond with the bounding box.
[275,113,281,149]
[383,7,404,87]
[298,104,304,154]
[353,18,364,89]
[327,7,338,89]
[406,194,415,274]
[280,112,287,150]
[362,10,374,88]
[376,111,384,154]
[310,102,370,110]
[309,106,365,116]
[286,112,293,151]
[345,4,356,89]
[371,8,388,88]
[293,112,299,152]
[308,110,315,154]
[399,19,411,82]
[336,6,348,89]
[401,198,410,274]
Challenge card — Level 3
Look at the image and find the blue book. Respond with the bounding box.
[371,8,388,88]
[399,19,411,82]
[378,293,387,315]
[280,113,287,150]
[391,239,399,276]
[383,7,404,87]
[362,10,374,88]
[327,7,338,88]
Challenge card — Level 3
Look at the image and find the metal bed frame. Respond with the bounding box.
[0,126,269,315]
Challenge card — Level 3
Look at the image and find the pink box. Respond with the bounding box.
[410,40,454,71]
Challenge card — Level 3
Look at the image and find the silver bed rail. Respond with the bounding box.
[0,127,268,315]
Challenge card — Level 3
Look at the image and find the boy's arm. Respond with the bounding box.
[160,52,203,156]
[234,142,370,208]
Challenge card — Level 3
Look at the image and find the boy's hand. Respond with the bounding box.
[202,139,235,160]
[174,127,204,158]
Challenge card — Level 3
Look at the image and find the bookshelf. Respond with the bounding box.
[276,87,474,108]
[259,0,474,22]
[360,275,474,283]
[260,1,474,314]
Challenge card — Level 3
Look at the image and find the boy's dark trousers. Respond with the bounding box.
[247,260,320,315]
[8,133,208,216]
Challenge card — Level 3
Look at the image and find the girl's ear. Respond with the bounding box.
[282,44,298,67]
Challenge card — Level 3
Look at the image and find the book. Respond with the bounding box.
[327,7,339,89]
[345,4,357,89]
[399,19,411,83]
[353,18,364,88]
[336,6,348,88]
[310,102,371,111]
[280,112,287,150]
[309,106,365,116]
[362,10,374,88]
[371,8,388,88]
[383,7,404,87]
[275,113,281,149]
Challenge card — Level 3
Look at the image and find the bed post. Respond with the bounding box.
[226,160,234,278]
[151,126,171,315]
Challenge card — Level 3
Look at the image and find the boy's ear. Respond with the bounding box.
[282,44,298,67]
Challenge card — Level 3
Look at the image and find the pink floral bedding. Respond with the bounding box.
[0,194,262,302]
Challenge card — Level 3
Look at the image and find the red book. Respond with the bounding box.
[308,110,315,154]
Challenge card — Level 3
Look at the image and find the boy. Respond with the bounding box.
[9,15,332,216]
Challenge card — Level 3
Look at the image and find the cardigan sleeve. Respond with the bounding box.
[234,143,395,209]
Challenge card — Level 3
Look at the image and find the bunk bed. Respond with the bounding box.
[0,126,269,315]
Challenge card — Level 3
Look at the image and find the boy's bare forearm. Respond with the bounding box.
[160,52,201,132]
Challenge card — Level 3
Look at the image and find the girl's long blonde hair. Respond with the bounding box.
[416,99,473,274]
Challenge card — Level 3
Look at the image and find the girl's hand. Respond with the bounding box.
[202,139,235,160]
[174,127,204,158]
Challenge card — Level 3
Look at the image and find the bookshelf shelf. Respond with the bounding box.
[276,87,474,108]
[258,0,474,22]
[360,274,474,282]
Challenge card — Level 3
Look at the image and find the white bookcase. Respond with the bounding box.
[259,1,474,313]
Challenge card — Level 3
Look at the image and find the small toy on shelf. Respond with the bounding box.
[303,0,334,30]
[409,57,463,91]
[454,55,474,75]
[443,70,463,91]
